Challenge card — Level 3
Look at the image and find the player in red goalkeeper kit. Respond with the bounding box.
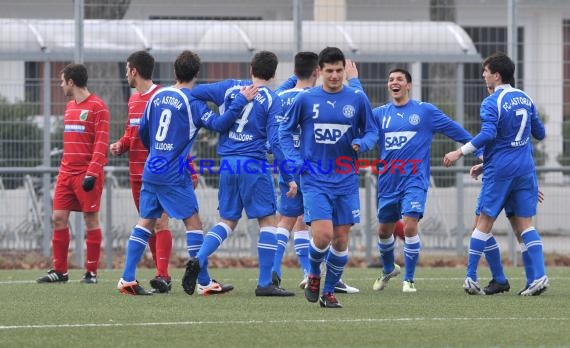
[37,63,109,284]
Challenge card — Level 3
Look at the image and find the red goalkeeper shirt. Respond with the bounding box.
[59,93,109,178]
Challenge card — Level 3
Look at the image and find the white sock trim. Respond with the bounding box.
[186,230,203,235]
[276,227,290,238]
[329,246,348,257]
[135,225,152,235]
[379,235,395,245]
[472,228,491,241]
[217,222,233,235]
[260,226,277,234]
[310,239,330,253]
[294,230,310,240]
[520,226,535,236]
[404,235,420,244]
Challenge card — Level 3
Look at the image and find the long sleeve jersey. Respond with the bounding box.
[139,86,249,185]
[470,84,545,180]
[59,94,110,178]
[371,99,472,194]
[191,79,286,164]
[116,84,161,182]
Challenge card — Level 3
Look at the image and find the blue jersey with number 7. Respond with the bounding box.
[471,84,545,179]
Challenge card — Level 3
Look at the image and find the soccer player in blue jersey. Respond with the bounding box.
[279,47,378,308]
[182,51,295,297]
[444,52,548,296]
[272,53,359,294]
[117,50,258,295]
[368,68,473,293]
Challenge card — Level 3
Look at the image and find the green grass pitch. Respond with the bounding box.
[1,267,569,347]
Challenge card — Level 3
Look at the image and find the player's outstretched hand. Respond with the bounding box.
[240,85,259,101]
[443,149,462,167]
[470,163,483,180]
[345,59,359,80]
[82,175,96,192]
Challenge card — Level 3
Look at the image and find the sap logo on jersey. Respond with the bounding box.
[384,131,417,150]
[314,123,351,144]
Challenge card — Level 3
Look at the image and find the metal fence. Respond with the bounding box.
[1,0,570,267]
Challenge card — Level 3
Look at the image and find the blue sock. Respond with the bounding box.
[186,230,203,258]
[294,230,310,277]
[323,247,348,294]
[484,234,506,283]
[308,239,329,277]
[258,227,277,287]
[272,227,289,278]
[520,243,534,286]
[521,227,546,279]
[197,223,231,285]
[197,223,230,267]
[121,225,152,282]
[403,235,421,282]
[467,229,490,281]
[378,235,396,274]
[186,230,210,285]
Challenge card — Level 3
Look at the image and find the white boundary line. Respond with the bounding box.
[0,317,568,330]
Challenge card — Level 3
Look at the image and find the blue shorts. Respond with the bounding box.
[278,175,303,217]
[377,186,426,223]
[139,181,198,220]
[303,191,360,226]
[475,186,514,218]
[479,173,538,218]
[218,157,276,220]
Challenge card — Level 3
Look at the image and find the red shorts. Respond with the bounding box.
[130,179,142,212]
[53,172,104,212]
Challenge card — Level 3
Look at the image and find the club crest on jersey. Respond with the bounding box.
[342,105,356,118]
[314,123,351,144]
[79,110,89,121]
[408,114,420,125]
[384,131,417,150]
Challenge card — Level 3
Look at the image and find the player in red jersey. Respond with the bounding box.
[37,63,109,284]
[110,51,199,293]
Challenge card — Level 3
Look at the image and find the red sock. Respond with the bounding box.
[148,234,157,274]
[394,220,405,241]
[85,228,102,274]
[52,228,70,273]
[154,229,172,279]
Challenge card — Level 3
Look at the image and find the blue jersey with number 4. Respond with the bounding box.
[191,79,284,161]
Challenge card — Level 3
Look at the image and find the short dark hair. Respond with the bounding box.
[61,63,88,87]
[318,47,345,68]
[294,51,319,79]
[127,50,155,80]
[483,52,515,86]
[388,68,412,83]
[251,51,278,80]
[174,50,201,83]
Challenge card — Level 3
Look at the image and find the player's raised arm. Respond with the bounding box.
[194,85,258,132]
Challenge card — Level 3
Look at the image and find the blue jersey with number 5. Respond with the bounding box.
[471,84,545,179]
